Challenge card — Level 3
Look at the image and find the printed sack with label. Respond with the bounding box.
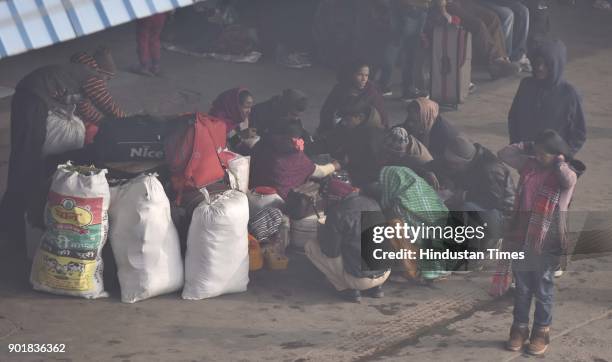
[30,163,110,299]
[109,174,184,303]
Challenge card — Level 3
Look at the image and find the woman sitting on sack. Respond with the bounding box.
[209,87,258,152]
[249,120,340,200]
[318,61,388,136]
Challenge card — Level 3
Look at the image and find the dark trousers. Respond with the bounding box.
[447,0,507,63]
[0,90,47,246]
[512,255,556,328]
[379,8,427,93]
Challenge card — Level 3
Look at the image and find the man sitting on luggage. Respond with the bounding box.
[305,180,390,303]
[426,136,515,251]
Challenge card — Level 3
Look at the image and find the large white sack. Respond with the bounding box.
[182,190,249,300]
[30,163,110,299]
[109,174,184,303]
[42,108,85,157]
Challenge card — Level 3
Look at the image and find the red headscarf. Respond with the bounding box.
[209,87,251,131]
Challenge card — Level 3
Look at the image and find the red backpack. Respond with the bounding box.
[165,113,228,204]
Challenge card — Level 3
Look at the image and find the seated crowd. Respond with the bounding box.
[0,2,588,356]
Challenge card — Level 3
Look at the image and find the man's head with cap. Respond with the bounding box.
[444,135,476,172]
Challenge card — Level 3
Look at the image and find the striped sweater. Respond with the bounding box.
[76,75,126,124]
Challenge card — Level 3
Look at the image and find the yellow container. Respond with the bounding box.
[248,235,264,272]
[265,250,289,270]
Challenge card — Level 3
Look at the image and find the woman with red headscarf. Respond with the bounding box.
[209,87,257,151]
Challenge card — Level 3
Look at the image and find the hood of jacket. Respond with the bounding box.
[529,39,567,87]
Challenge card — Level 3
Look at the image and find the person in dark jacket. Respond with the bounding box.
[305,182,390,303]
[318,61,389,134]
[335,99,387,188]
[403,97,459,160]
[508,39,586,156]
[0,49,123,247]
[249,89,310,139]
[428,136,515,250]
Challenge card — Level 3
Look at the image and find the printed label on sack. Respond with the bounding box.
[45,191,104,250]
[34,250,97,291]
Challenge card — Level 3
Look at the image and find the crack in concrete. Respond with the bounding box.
[0,316,19,340]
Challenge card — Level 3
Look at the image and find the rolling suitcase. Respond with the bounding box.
[430,24,472,109]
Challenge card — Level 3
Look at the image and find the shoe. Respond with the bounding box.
[593,0,611,10]
[518,54,532,73]
[151,64,162,77]
[506,324,530,351]
[341,289,362,303]
[366,286,384,298]
[527,326,550,355]
[129,64,154,77]
[554,270,564,278]
[278,53,311,69]
[469,82,476,94]
[489,59,521,79]
[401,87,429,102]
[381,88,393,97]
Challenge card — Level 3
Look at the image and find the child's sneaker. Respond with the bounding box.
[527,326,550,355]
[506,324,530,351]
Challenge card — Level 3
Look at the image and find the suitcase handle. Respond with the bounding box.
[441,55,451,75]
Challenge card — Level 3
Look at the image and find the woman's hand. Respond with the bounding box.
[332,160,342,171]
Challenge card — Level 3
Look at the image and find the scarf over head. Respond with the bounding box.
[413,97,440,138]
[209,87,250,129]
[379,166,447,228]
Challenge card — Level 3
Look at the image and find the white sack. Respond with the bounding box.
[109,174,184,303]
[42,108,85,157]
[30,163,110,299]
[182,190,249,300]
[224,152,251,193]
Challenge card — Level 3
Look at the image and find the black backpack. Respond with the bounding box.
[92,114,191,163]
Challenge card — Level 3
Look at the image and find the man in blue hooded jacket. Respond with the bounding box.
[508,39,586,156]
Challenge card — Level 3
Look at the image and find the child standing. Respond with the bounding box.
[496,129,584,355]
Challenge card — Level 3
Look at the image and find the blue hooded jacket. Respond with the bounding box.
[508,39,586,155]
